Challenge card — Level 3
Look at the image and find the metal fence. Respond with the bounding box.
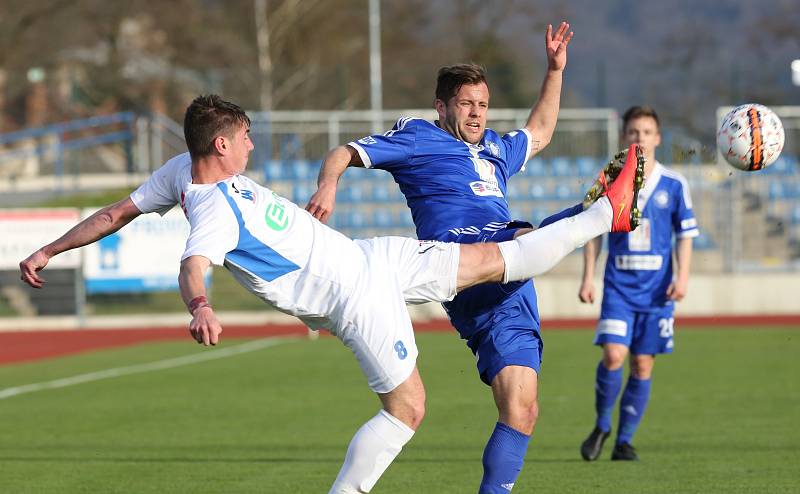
[1,106,798,284]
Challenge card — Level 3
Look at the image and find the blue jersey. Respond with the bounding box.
[348,117,537,328]
[348,117,532,241]
[603,163,699,311]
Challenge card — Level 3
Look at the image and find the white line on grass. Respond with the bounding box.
[0,337,295,400]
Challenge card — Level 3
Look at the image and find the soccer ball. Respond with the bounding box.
[716,104,784,171]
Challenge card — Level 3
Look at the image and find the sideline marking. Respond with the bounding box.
[0,338,294,400]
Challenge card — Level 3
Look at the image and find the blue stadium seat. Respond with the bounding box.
[523,157,547,176]
[554,183,575,200]
[372,208,394,228]
[530,208,550,226]
[576,156,601,178]
[292,183,313,204]
[263,159,285,180]
[527,183,547,200]
[791,204,800,225]
[768,181,786,200]
[371,182,392,202]
[283,160,313,180]
[397,210,415,228]
[550,157,573,176]
[339,182,365,203]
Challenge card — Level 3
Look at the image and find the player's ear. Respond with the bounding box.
[213,135,227,155]
[434,99,446,117]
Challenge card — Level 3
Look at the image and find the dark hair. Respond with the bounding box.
[435,63,488,103]
[183,95,251,160]
[622,106,660,132]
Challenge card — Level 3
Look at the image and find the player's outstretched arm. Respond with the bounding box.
[667,237,693,301]
[179,255,222,346]
[306,145,363,223]
[19,197,142,288]
[579,236,602,303]
[524,21,573,159]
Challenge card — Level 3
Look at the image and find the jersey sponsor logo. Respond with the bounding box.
[627,218,651,252]
[469,181,503,197]
[471,157,498,185]
[264,201,289,231]
[358,136,377,145]
[654,190,669,208]
[614,254,663,270]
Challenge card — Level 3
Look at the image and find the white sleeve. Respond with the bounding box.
[181,188,239,266]
[130,154,187,215]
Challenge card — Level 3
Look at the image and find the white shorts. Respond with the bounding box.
[333,237,459,394]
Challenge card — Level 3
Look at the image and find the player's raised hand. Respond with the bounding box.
[306,184,337,224]
[545,21,573,72]
[578,280,595,304]
[189,306,223,346]
[19,249,51,289]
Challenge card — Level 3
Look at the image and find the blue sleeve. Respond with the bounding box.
[500,128,532,176]
[347,117,417,170]
[672,180,699,238]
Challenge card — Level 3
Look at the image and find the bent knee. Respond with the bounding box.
[501,399,538,435]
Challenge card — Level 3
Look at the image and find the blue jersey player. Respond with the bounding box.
[578,106,698,461]
[308,22,573,494]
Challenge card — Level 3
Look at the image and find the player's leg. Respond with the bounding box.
[468,292,541,493]
[329,368,423,494]
[328,261,424,493]
[581,305,634,461]
[612,309,673,461]
[539,145,638,229]
[485,144,645,288]
[480,365,537,494]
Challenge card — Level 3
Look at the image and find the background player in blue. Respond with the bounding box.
[578,106,698,461]
[307,22,573,494]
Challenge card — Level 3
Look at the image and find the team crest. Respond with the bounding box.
[487,141,500,157]
[654,190,669,208]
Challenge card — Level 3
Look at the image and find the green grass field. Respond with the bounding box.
[1,327,798,493]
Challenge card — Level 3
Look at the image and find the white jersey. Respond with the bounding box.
[130,153,460,392]
[131,152,371,327]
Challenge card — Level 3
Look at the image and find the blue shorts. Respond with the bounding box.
[443,222,542,386]
[594,302,675,355]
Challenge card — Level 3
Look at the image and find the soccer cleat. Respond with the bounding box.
[604,143,645,232]
[611,442,639,461]
[581,149,629,210]
[580,426,611,461]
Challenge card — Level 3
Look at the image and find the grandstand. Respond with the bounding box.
[0,107,798,322]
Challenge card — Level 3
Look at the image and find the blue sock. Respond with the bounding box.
[479,422,530,494]
[595,362,623,433]
[537,203,583,228]
[617,377,652,445]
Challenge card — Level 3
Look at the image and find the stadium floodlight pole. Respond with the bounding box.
[369,0,383,134]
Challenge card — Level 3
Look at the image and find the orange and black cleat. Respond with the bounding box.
[602,143,645,232]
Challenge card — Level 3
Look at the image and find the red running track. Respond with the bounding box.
[1,315,798,366]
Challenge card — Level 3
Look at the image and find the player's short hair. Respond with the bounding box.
[184,94,251,160]
[435,64,488,104]
[622,106,660,132]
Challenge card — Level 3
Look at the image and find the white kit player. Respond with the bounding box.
[20,95,644,493]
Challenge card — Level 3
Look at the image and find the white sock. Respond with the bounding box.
[328,410,415,494]
[498,197,612,283]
